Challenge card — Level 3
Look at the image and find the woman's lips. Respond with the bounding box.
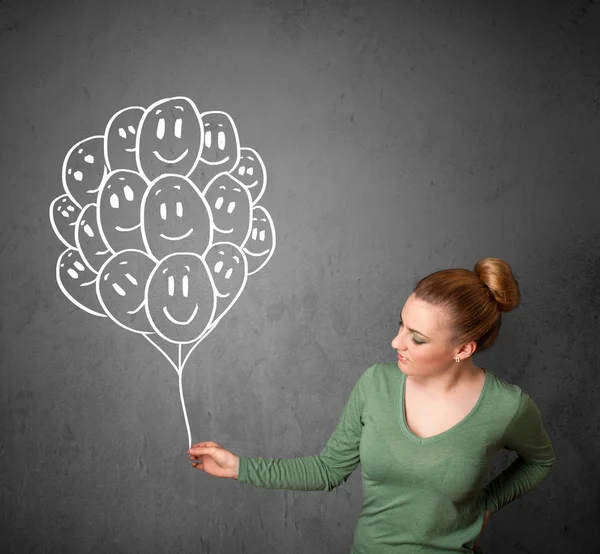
[398,353,408,362]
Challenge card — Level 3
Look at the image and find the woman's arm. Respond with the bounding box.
[482,392,556,514]
[237,364,376,491]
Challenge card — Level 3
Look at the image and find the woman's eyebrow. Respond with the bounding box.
[400,312,430,339]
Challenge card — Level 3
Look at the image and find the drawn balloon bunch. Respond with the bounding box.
[49,96,276,446]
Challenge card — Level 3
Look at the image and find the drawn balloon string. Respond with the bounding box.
[49,97,276,448]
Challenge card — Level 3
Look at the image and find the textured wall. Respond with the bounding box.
[1,0,598,552]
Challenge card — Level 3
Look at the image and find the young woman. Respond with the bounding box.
[188,257,556,553]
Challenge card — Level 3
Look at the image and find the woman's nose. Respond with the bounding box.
[392,332,404,350]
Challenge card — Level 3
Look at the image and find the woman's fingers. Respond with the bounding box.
[188,441,220,456]
[190,441,220,449]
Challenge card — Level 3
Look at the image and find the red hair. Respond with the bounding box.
[413,257,521,354]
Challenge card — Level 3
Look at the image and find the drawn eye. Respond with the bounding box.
[176,202,183,217]
[205,130,212,149]
[168,275,174,296]
[218,131,226,150]
[123,185,134,201]
[157,118,166,140]
[112,282,126,296]
[118,128,127,139]
[227,201,235,214]
[182,275,189,298]
[160,203,167,220]
[174,118,183,139]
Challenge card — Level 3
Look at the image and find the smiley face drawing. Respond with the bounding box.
[49,194,82,248]
[98,170,148,253]
[97,249,156,333]
[242,205,276,276]
[232,147,267,205]
[190,111,240,190]
[136,96,203,182]
[145,253,216,343]
[104,106,145,172]
[75,204,112,273]
[203,172,252,247]
[141,174,213,262]
[204,242,248,327]
[63,135,107,209]
[56,249,106,317]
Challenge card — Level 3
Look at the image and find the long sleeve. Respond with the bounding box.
[237,364,375,491]
[482,391,556,514]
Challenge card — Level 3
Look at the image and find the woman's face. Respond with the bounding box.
[391,293,461,376]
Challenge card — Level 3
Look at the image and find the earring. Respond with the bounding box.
[455,357,460,362]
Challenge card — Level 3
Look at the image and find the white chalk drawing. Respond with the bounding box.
[49,96,276,447]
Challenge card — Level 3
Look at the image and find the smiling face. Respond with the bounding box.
[104,106,145,172]
[146,253,215,343]
[199,111,240,168]
[63,135,107,209]
[75,204,111,272]
[141,174,212,261]
[97,249,155,333]
[204,242,248,325]
[243,205,276,276]
[98,170,148,253]
[203,173,251,246]
[50,194,82,248]
[57,248,105,317]
[233,147,266,204]
[136,97,203,182]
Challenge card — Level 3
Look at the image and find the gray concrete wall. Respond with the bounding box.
[1,0,598,552]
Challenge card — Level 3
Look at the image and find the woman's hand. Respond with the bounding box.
[188,441,240,479]
[473,510,491,550]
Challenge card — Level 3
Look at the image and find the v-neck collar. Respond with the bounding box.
[398,368,490,445]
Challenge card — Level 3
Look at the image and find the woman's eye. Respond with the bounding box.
[399,319,424,345]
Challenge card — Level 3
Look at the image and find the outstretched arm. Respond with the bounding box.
[236,364,376,491]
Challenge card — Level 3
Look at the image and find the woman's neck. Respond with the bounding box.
[407,361,485,397]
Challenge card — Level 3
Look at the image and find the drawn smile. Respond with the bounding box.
[163,304,199,325]
[124,147,136,152]
[245,248,269,257]
[213,225,234,234]
[153,149,189,164]
[201,155,230,166]
[159,228,193,241]
[116,223,141,232]
[215,289,231,299]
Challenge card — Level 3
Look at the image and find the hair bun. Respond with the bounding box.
[474,257,521,313]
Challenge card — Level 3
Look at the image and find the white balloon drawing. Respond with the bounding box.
[49,96,277,447]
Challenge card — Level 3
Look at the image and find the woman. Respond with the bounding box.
[188,257,556,553]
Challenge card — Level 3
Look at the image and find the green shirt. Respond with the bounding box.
[238,362,555,553]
